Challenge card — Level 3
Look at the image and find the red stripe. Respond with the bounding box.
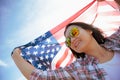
[51,0,96,34]
[52,27,65,40]
[55,48,69,68]
[66,52,74,66]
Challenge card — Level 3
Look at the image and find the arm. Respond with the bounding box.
[11,48,74,80]
[12,48,35,79]
[102,27,120,51]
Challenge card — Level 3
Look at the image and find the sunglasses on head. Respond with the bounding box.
[65,27,79,47]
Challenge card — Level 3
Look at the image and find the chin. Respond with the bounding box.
[75,49,83,53]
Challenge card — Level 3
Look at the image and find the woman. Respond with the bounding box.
[12,22,120,80]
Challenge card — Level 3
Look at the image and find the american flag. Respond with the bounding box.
[18,0,120,71]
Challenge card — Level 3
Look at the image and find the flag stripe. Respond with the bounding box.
[60,50,75,68]
[66,50,75,66]
[52,27,65,42]
[51,44,67,70]
[50,0,96,34]
[73,1,98,24]
[55,48,69,68]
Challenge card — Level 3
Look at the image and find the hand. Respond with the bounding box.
[12,48,21,57]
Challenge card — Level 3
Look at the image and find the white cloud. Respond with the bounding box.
[0,60,8,67]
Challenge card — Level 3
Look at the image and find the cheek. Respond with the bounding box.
[71,36,92,52]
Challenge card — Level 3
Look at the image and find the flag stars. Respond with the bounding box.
[56,47,60,51]
[46,61,50,65]
[40,51,44,54]
[42,33,46,38]
[46,38,51,43]
[52,49,55,52]
[26,51,31,55]
[33,51,38,55]
[20,52,24,56]
[41,45,46,49]
[27,46,32,50]
[40,56,43,60]
[46,49,50,53]
[50,54,54,58]
[34,45,39,49]
[52,44,55,46]
[43,62,46,66]
[31,40,36,44]
[20,46,25,49]
[47,44,51,47]
[37,64,42,68]
[45,55,49,59]
[35,57,39,61]
[28,58,33,63]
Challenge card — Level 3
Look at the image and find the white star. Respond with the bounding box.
[27,46,32,50]
[46,61,50,65]
[40,51,44,54]
[42,33,46,37]
[46,38,51,43]
[46,49,50,53]
[56,47,60,51]
[47,44,51,47]
[41,45,46,49]
[40,56,43,60]
[31,40,36,44]
[37,64,42,68]
[43,62,46,66]
[45,55,49,59]
[20,46,25,49]
[28,58,33,63]
[50,54,54,58]
[35,57,39,61]
[34,45,39,49]
[52,49,55,52]
[20,52,24,56]
[33,51,38,55]
[52,44,55,46]
[26,51,31,55]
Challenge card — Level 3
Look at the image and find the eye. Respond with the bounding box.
[70,27,79,37]
[65,37,71,47]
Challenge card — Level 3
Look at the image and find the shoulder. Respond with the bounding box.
[101,27,120,52]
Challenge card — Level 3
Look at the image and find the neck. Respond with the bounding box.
[84,38,114,63]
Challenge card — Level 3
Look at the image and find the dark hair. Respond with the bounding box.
[64,22,105,58]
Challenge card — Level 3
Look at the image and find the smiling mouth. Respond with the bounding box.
[73,39,81,48]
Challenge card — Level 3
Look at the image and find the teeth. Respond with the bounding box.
[74,40,80,47]
[75,42,79,47]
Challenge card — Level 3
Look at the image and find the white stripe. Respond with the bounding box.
[57,36,65,43]
[51,44,67,70]
[60,49,76,67]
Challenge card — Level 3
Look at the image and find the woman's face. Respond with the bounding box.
[65,25,93,53]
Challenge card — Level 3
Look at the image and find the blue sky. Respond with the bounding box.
[0,0,85,79]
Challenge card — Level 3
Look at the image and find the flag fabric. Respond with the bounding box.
[92,0,120,36]
[19,0,120,71]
